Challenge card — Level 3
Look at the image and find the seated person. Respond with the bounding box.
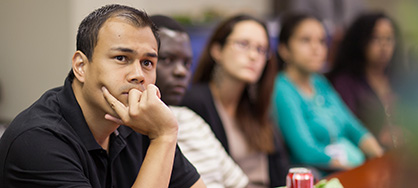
[150,15,249,188]
[328,12,402,149]
[271,12,383,173]
[182,14,289,187]
[0,4,205,187]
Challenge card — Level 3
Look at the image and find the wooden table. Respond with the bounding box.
[325,150,401,188]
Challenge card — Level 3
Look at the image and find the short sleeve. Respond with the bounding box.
[2,127,92,187]
[169,145,201,188]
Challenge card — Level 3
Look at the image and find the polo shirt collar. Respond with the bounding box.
[57,76,102,151]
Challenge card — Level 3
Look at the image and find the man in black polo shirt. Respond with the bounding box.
[0,4,205,188]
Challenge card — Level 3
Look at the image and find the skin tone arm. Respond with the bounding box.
[359,135,384,159]
[330,135,383,170]
[329,160,353,170]
[102,85,206,188]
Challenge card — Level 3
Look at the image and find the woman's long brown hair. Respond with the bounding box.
[193,15,278,153]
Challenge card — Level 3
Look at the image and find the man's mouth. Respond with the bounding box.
[170,85,186,94]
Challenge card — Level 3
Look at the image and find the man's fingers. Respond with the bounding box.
[128,89,142,114]
[146,84,161,100]
[104,114,124,125]
[102,86,128,120]
[155,86,161,99]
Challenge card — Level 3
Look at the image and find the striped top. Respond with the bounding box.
[171,106,249,188]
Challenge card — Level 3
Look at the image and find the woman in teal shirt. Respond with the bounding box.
[272,12,383,171]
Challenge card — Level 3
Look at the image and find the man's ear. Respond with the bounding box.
[278,44,290,63]
[72,51,88,83]
[210,43,222,64]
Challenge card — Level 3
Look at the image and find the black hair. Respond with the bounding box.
[277,12,321,70]
[69,4,160,79]
[329,12,400,78]
[150,15,186,33]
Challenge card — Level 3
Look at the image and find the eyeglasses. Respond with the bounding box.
[227,39,269,57]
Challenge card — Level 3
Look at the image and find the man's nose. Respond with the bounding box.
[128,61,145,84]
[173,61,188,77]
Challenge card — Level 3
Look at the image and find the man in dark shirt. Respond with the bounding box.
[0,4,205,188]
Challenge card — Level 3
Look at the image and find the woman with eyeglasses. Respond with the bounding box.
[271,12,383,174]
[182,15,289,187]
[328,12,402,149]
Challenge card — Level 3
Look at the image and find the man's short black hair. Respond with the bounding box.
[69,4,160,79]
[150,15,186,33]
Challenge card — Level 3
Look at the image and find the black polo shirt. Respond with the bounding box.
[0,76,200,188]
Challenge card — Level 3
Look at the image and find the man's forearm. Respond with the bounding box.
[132,135,178,188]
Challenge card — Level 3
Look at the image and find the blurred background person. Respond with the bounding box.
[272,0,367,71]
[271,12,383,176]
[150,15,249,188]
[182,14,289,187]
[328,12,403,149]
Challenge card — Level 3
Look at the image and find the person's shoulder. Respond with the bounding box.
[169,106,207,130]
[0,117,78,161]
[2,86,73,141]
[329,72,360,85]
[29,86,64,114]
[312,73,335,89]
[170,106,194,116]
[169,106,192,119]
[4,113,72,145]
[185,83,210,95]
[273,72,298,97]
[182,83,211,106]
[275,72,288,83]
[274,72,291,89]
[15,87,65,124]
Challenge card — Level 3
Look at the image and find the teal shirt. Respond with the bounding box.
[271,72,369,167]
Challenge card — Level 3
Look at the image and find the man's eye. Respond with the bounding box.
[158,56,171,64]
[159,56,167,61]
[115,56,126,62]
[142,60,153,67]
[184,60,192,69]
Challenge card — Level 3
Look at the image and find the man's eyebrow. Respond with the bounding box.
[145,52,158,58]
[111,47,136,54]
[110,47,158,58]
[158,52,174,56]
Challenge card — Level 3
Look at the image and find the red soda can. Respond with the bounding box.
[286,167,314,188]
